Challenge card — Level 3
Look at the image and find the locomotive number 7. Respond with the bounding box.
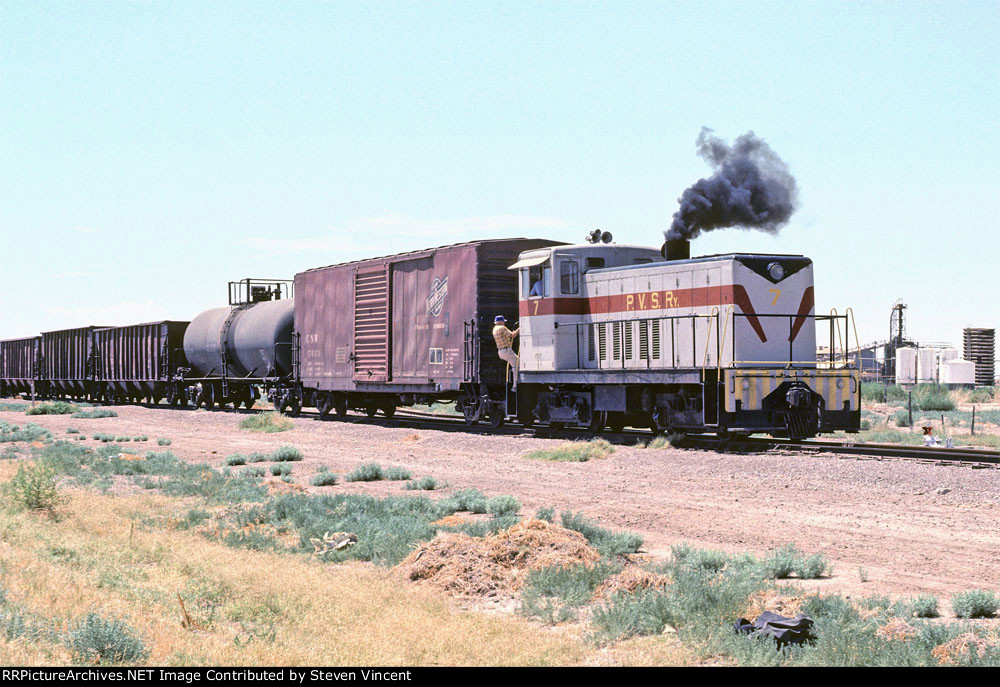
[533,300,539,315]
[769,289,781,306]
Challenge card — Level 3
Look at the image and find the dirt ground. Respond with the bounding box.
[12,403,1000,609]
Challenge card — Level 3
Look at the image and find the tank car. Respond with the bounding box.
[179,279,294,409]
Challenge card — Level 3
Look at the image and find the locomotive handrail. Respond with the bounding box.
[718,305,735,378]
[830,308,845,362]
[702,307,720,369]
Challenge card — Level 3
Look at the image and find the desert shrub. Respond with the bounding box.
[176,508,211,530]
[310,471,338,487]
[908,595,939,618]
[560,511,643,557]
[521,560,621,623]
[247,451,269,463]
[385,467,412,481]
[92,433,116,443]
[404,476,439,491]
[26,402,76,416]
[671,543,730,572]
[72,409,117,419]
[525,439,615,462]
[270,445,303,462]
[524,560,621,608]
[589,589,677,642]
[225,454,247,466]
[0,422,51,443]
[951,590,999,618]
[265,492,441,566]
[535,506,556,522]
[794,553,832,579]
[486,495,521,517]
[270,463,292,476]
[239,412,293,433]
[0,402,29,412]
[345,463,384,482]
[4,462,61,512]
[967,387,995,403]
[66,428,80,434]
[67,613,149,664]
[760,544,829,579]
[241,466,266,478]
[436,488,488,515]
[644,435,671,449]
[892,410,910,427]
[156,437,172,446]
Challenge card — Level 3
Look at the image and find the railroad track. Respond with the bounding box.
[374,408,1000,467]
[125,401,1000,468]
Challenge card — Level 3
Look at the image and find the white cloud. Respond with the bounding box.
[241,214,573,257]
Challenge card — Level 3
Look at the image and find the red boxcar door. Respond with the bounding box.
[353,266,390,382]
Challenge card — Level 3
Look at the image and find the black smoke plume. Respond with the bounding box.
[667,128,798,241]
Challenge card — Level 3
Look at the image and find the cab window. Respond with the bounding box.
[522,263,551,298]
[560,260,580,295]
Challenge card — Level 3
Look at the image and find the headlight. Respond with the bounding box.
[741,380,751,390]
[767,262,785,281]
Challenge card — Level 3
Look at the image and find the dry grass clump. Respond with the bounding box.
[593,566,672,600]
[742,589,805,620]
[398,518,600,597]
[931,632,1000,665]
[238,412,293,433]
[876,618,917,642]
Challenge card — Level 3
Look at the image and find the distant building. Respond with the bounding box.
[963,328,995,386]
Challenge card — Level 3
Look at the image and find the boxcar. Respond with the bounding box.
[93,321,190,403]
[0,336,40,397]
[293,238,562,417]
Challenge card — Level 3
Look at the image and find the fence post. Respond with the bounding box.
[971,405,976,436]
[908,392,912,428]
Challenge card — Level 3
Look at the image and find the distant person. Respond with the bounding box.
[492,315,519,389]
[529,279,544,297]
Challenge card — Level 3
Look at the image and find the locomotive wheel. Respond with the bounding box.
[588,411,607,434]
[243,394,255,410]
[334,394,348,417]
[381,403,396,419]
[365,405,378,418]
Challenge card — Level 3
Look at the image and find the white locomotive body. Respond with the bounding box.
[505,240,860,438]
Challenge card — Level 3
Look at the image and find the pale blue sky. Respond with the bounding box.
[2,0,998,350]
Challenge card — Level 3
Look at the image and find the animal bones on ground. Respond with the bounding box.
[311,531,358,555]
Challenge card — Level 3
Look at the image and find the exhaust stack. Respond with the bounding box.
[662,238,690,261]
